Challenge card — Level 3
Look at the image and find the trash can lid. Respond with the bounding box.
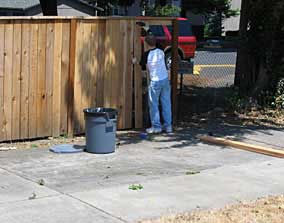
[83,107,117,118]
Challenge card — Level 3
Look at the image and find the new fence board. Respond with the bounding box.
[3,21,13,141]
[134,25,143,129]
[60,21,70,135]
[28,21,39,138]
[36,21,47,137]
[0,17,176,142]
[20,21,31,139]
[12,22,22,140]
[73,20,84,134]
[46,21,55,136]
[52,21,63,137]
[96,21,105,107]
[0,23,4,140]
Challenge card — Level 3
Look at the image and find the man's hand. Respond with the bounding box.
[132,57,138,64]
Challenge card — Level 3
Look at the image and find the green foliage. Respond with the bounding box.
[226,87,248,111]
[227,78,284,112]
[272,79,284,109]
[206,11,222,37]
[145,4,181,16]
[157,5,181,16]
[129,184,143,190]
[182,0,239,37]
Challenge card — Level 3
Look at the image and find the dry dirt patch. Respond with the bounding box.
[140,195,284,223]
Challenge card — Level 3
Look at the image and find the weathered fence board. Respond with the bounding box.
[0,17,177,142]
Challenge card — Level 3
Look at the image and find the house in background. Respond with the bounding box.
[0,0,99,16]
[223,0,241,34]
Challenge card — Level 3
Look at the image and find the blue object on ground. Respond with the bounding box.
[139,132,148,140]
[49,144,84,153]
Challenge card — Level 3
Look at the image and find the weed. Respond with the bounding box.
[129,184,143,190]
[186,171,200,175]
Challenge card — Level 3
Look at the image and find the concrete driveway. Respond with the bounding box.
[0,126,284,223]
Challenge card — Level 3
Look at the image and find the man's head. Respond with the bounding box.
[145,35,156,47]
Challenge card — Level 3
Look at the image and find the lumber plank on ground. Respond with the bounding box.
[197,135,284,158]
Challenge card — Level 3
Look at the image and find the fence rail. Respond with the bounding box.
[0,17,177,142]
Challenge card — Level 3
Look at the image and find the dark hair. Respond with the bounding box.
[145,35,156,47]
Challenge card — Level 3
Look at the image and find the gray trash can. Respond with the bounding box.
[83,108,117,154]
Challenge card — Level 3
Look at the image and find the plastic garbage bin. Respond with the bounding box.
[83,107,118,154]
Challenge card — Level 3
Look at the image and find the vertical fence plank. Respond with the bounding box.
[52,21,62,137]
[124,20,134,129]
[28,22,38,138]
[117,20,126,129]
[60,21,70,135]
[73,20,83,134]
[134,24,143,129]
[20,21,31,139]
[12,21,22,140]
[67,19,77,137]
[104,20,112,109]
[90,21,98,109]
[0,23,5,141]
[119,20,126,129]
[80,21,92,131]
[36,21,47,137]
[105,20,121,127]
[96,21,105,107]
[46,21,55,136]
[3,21,14,140]
[118,20,134,129]
[112,21,121,127]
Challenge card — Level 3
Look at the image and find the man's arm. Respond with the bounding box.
[139,50,149,71]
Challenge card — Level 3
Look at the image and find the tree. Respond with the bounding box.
[181,0,238,36]
[140,0,180,16]
[235,0,284,96]
[39,0,58,16]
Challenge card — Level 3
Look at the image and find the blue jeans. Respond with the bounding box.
[148,78,172,129]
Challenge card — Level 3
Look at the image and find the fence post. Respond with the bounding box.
[67,19,77,137]
[170,18,179,124]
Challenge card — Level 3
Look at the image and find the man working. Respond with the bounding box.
[139,35,173,134]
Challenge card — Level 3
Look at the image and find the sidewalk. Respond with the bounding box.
[0,127,284,222]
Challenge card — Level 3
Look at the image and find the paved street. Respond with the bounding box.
[194,48,237,65]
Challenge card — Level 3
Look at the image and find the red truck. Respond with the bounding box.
[142,18,197,69]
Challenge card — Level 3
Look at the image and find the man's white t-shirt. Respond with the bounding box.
[140,48,168,82]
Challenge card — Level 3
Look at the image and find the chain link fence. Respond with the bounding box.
[178,47,237,117]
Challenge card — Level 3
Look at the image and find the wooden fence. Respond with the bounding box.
[0,17,178,142]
